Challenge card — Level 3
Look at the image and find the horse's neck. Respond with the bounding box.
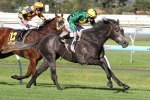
[81,31,97,42]
[40,23,57,34]
[81,31,108,46]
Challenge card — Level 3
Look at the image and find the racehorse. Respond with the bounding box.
[0,13,65,85]
[7,18,130,90]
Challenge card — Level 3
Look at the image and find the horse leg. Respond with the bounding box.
[108,68,130,90]
[100,56,130,90]
[100,57,113,89]
[26,59,49,88]
[86,57,112,88]
[99,61,113,88]
[99,48,113,88]
[86,56,129,90]
[49,62,62,90]
[44,53,62,90]
[11,58,37,85]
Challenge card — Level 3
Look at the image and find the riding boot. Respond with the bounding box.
[17,29,26,42]
[59,31,69,45]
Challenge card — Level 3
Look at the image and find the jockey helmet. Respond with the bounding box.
[87,8,97,19]
[34,2,44,11]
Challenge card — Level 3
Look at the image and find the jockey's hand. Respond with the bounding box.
[73,32,77,38]
[22,20,28,26]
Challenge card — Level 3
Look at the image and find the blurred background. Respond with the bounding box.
[0,0,149,15]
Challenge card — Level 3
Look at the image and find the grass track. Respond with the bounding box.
[0,66,150,100]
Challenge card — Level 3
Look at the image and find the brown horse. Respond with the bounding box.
[0,13,65,85]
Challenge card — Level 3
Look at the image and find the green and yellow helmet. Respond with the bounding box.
[87,8,97,18]
[34,2,44,9]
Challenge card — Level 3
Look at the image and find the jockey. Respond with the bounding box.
[17,1,46,42]
[60,8,97,52]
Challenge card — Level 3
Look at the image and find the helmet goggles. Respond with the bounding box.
[36,8,43,11]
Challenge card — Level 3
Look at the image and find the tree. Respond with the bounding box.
[133,0,150,11]
[0,0,15,12]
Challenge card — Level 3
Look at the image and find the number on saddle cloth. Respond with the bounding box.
[8,29,21,44]
[8,29,28,44]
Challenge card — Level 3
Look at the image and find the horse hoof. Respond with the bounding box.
[11,75,18,79]
[123,84,130,90]
[107,82,113,89]
[26,85,31,88]
[57,86,62,90]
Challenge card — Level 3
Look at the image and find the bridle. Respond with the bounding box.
[34,17,65,35]
[100,21,123,38]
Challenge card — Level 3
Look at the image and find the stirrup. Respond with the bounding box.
[59,37,66,43]
[61,38,66,43]
[17,38,23,42]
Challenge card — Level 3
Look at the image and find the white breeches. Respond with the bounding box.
[64,21,84,37]
[17,17,38,30]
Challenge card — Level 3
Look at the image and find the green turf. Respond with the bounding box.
[0,66,150,100]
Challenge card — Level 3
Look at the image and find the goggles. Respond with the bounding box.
[36,8,43,11]
[87,16,95,20]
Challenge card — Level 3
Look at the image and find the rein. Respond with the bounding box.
[47,25,58,31]
[100,24,113,38]
[34,30,46,35]
[80,25,112,44]
[33,24,59,36]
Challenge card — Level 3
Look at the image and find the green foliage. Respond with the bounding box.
[113,6,134,14]
[0,0,150,14]
[133,0,150,11]
[0,0,15,12]
[60,0,77,13]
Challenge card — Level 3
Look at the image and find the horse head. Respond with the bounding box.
[38,13,65,33]
[102,18,129,48]
[55,13,65,30]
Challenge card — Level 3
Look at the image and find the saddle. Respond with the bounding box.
[59,31,82,52]
[60,36,79,53]
[7,29,31,44]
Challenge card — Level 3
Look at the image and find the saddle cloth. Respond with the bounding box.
[8,29,30,44]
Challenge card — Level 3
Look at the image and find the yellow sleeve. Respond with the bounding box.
[38,13,46,21]
[18,9,27,21]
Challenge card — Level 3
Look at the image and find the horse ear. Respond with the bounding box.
[61,13,63,17]
[117,19,119,24]
[102,17,108,22]
[55,13,59,17]
[102,17,109,23]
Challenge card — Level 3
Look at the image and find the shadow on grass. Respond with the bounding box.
[34,83,150,93]
[34,83,130,93]
[63,84,129,93]
[0,81,18,85]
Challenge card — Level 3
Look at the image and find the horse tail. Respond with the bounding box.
[1,40,40,54]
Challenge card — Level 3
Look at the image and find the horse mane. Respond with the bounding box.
[36,18,55,30]
[81,18,117,42]
[82,20,104,34]
[83,18,117,33]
